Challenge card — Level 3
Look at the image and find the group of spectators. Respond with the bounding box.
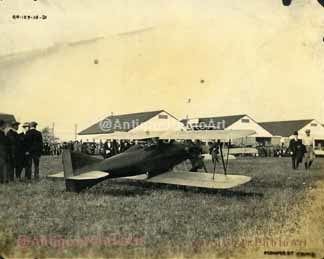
[256,144,290,158]
[0,120,43,183]
[43,142,62,156]
[1,120,316,183]
[42,139,135,158]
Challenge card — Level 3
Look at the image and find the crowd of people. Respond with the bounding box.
[1,119,317,184]
[42,139,135,158]
[0,120,43,183]
[256,143,290,157]
[40,132,316,169]
[42,142,62,156]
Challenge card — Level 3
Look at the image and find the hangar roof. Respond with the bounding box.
[259,120,313,137]
[182,114,247,129]
[198,114,246,129]
[79,110,165,135]
[0,113,16,123]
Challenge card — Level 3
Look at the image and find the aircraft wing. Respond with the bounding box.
[95,131,165,140]
[148,171,251,189]
[227,147,258,155]
[159,129,256,141]
[50,171,251,189]
[95,129,255,141]
[123,171,251,189]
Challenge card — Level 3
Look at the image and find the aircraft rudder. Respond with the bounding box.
[62,149,74,178]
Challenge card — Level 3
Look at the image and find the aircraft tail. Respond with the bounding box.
[62,149,104,177]
[62,149,75,178]
[61,149,109,192]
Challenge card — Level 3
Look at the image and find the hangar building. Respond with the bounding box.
[0,113,16,123]
[183,114,273,146]
[259,119,324,155]
[78,110,186,141]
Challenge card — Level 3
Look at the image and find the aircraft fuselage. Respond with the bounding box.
[77,142,189,178]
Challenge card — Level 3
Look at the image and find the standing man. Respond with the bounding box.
[188,140,205,172]
[25,121,43,180]
[20,122,30,179]
[111,140,119,156]
[209,141,220,164]
[0,120,9,184]
[303,129,315,170]
[6,121,21,181]
[288,131,305,170]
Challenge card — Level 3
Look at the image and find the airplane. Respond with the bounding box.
[48,129,256,192]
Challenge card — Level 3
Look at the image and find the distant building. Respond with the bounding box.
[0,113,16,124]
[260,119,324,155]
[78,110,186,141]
[183,114,273,146]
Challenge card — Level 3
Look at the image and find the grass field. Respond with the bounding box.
[0,156,323,258]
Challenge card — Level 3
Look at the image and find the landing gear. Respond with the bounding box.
[213,140,231,180]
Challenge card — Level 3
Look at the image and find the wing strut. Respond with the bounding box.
[212,157,217,180]
[212,140,232,179]
[219,142,227,176]
[225,140,231,171]
[213,140,226,179]
[212,142,219,180]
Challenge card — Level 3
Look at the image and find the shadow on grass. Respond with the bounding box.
[88,187,151,197]
[92,179,264,198]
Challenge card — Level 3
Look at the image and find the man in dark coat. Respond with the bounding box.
[111,140,119,156]
[17,122,30,179]
[25,121,43,180]
[6,121,21,181]
[0,120,9,184]
[17,131,28,179]
[288,131,305,170]
[188,140,206,172]
[209,141,220,164]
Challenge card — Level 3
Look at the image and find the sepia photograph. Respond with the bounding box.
[0,0,324,258]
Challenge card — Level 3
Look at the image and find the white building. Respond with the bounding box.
[260,119,324,155]
[78,110,186,141]
[183,114,273,146]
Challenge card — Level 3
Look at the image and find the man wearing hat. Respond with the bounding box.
[288,131,305,170]
[6,120,21,181]
[18,122,30,179]
[303,129,315,170]
[0,119,9,184]
[25,121,43,180]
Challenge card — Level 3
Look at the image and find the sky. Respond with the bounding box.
[0,0,324,140]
